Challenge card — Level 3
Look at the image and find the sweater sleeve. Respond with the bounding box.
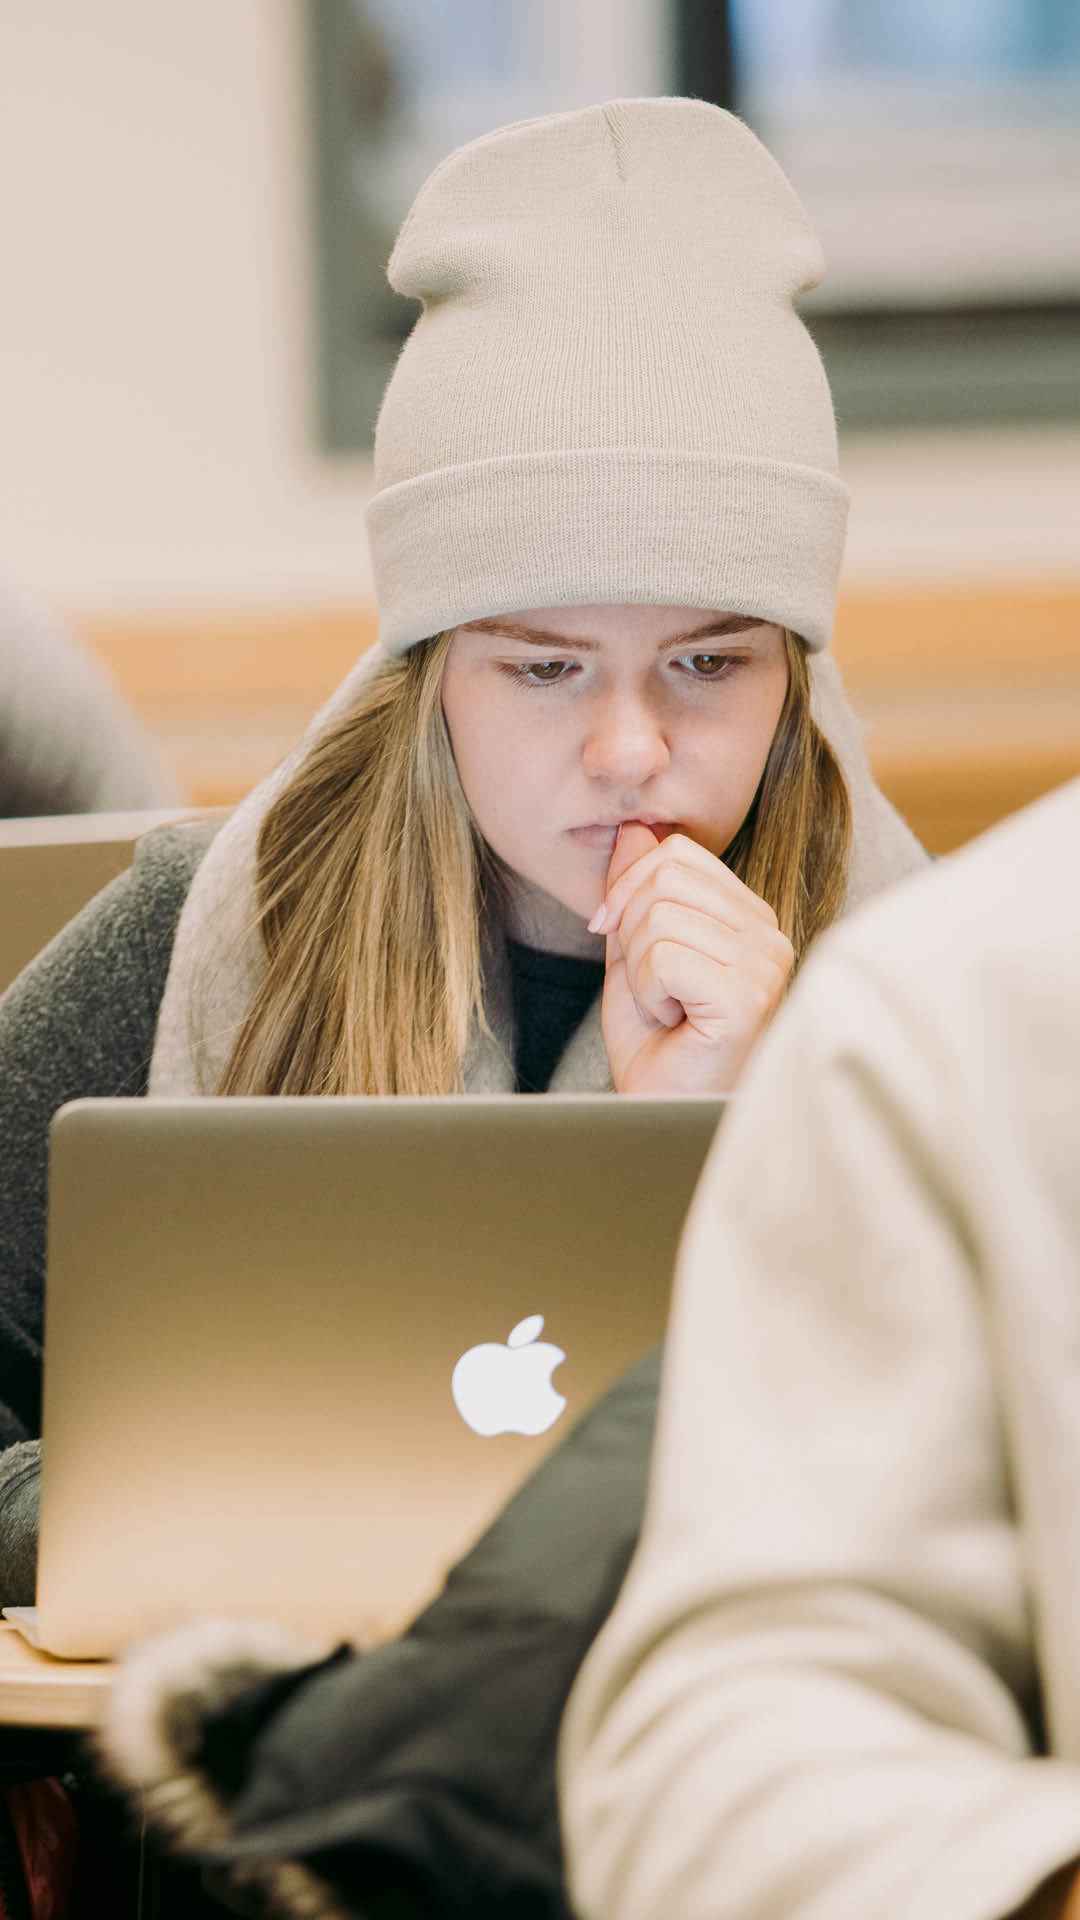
[560,945,1080,1920]
[0,823,217,1603]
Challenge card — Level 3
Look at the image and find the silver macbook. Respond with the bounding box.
[0,809,219,996]
[19,1093,724,1658]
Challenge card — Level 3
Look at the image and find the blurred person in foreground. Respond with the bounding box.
[561,772,1080,1920]
[0,585,172,816]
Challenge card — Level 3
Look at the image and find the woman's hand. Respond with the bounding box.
[591,821,794,1095]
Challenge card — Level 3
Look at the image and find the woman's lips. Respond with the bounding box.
[567,821,678,852]
[567,826,622,853]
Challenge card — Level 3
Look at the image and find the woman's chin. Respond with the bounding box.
[503,871,605,955]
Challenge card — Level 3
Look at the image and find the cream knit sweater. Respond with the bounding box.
[562,776,1080,1920]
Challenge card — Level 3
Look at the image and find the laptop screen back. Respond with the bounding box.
[37,1093,724,1656]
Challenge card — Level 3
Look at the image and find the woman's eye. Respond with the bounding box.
[520,659,573,683]
[683,652,739,678]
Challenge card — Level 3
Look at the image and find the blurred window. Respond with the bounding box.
[306,0,1080,444]
[733,0,1080,304]
[728,0,1080,428]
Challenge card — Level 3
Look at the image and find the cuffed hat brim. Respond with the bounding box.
[369,448,848,655]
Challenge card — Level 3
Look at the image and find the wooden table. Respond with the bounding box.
[0,1623,110,1730]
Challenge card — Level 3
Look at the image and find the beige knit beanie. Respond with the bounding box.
[366,96,848,656]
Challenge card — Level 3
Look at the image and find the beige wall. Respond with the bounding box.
[0,0,374,613]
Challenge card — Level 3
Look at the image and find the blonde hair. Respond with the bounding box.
[724,630,850,960]
[221,628,850,1097]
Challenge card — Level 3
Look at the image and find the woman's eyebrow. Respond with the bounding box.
[461,615,763,649]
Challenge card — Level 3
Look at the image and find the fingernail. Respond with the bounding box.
[587,904,608,934]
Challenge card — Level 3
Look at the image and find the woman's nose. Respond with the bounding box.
[581,692,670,786]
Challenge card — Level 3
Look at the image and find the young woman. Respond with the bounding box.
[0,98,923,1623]
[165,605,838,1106]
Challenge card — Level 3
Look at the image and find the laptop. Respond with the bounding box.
[0,809,223,996]
[13,1092,725,1659]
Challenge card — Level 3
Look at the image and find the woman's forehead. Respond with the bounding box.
[460,606,774,647]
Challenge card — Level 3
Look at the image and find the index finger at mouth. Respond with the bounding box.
[597,831,711,932]
[587,825,656,934]
[609,820,659,881]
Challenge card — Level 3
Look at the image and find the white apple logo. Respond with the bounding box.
[451,1313,567,1437]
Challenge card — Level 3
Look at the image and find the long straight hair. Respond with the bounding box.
[221,629,850,1096]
